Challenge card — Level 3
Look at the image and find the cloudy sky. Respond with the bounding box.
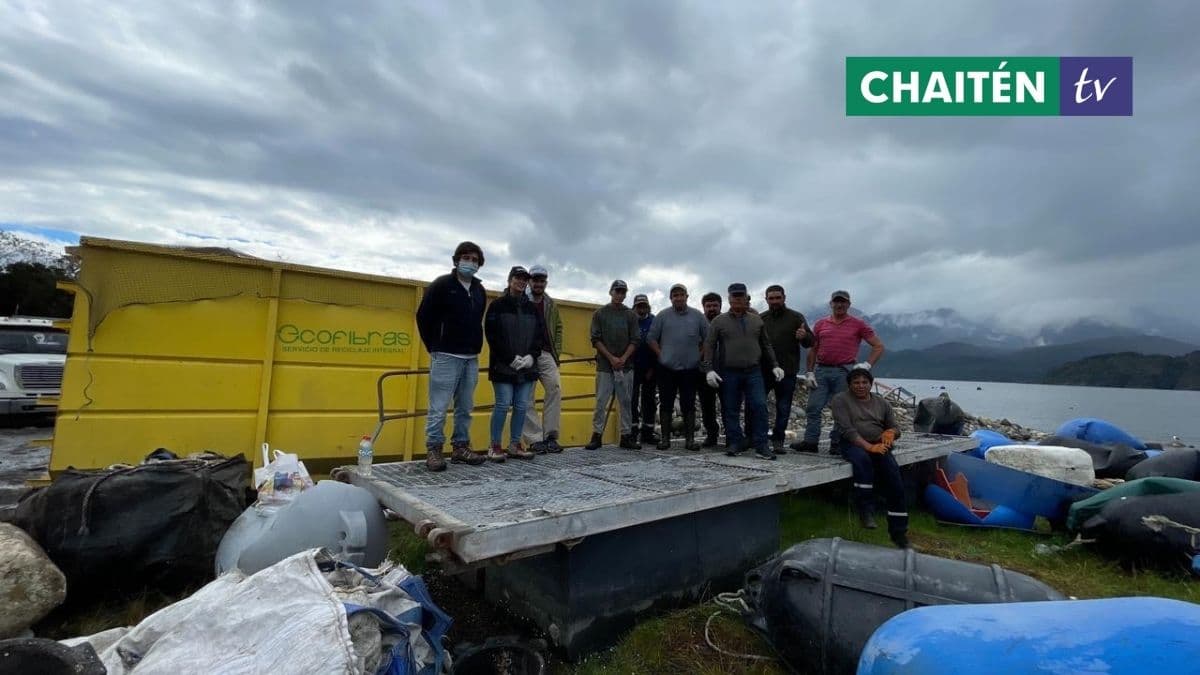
[2,1,1196,332]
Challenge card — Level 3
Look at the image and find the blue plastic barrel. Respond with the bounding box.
[858,597,1200,675]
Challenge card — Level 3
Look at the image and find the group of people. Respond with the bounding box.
[415,241,911,547]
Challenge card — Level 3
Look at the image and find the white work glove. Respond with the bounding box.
[854,361,872,371]
[804,372,817,390]
[510,356,524,369]
[520,355,535,369]
[771,367,785,382]
[706,371,723,388]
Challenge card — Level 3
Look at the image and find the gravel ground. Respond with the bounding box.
[0,415,54,520]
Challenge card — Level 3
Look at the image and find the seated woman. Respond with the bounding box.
[830,367,909,548]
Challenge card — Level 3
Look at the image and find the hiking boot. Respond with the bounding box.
[772,439,787,454]
[891,531,911,549]
[425,445,447,472]
[619,434,641,450]
[702,433,718,448]
[789,440,819,453]
[859,508,878,530]
[585,432,603,450]
[725,443,746,457]
[487,443,507,462]
[656,436,671,450]
[529,440,549,455]
[507,442,535,460]
[754,446,777,461]
[545,438,564,453]
[450,442,486,466]
[685,432,700,452]
[640,429,661,444]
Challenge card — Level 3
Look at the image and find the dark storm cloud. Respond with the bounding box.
[1,0,1197,330]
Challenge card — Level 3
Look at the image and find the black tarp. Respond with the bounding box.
[1039,435,1148,479]
[1126,448,1200,481]
[1081,491,1200,566]
[13,455,249,599]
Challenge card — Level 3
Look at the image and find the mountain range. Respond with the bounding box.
[785,306,1200,384]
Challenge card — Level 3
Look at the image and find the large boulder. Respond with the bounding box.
[0,523,66,637]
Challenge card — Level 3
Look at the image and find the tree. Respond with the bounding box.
[0,230,78,317]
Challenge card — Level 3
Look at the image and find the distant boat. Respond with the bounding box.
[976,386,982,390]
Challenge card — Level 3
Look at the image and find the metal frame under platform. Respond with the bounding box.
[346,434,976,565]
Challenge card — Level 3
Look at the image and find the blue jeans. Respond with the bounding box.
[424,353,479,447]
[804,365,850,447]
[491,380,534,445]
[719,368,769,450]
[766,371,798,442]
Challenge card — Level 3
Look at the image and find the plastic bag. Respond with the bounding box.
[253,443,314,508]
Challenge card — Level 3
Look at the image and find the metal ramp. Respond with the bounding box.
[347,433,976,564]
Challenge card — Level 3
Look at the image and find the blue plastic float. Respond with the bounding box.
[858,597,1200,675]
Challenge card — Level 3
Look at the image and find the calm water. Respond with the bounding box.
[877,378,1200,445]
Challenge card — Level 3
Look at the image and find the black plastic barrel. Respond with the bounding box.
[743,538,1065,675]
[0,638,106,675]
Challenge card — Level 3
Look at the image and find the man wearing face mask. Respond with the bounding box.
[415,241,489,472]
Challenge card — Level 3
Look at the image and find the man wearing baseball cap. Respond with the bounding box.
[586,280,641,450]
[647,283,708,450]
[790,289,886,454]
[521,265,565,454]
[697,292,724,446]
[630,292,661,445]
[702,282,784,460]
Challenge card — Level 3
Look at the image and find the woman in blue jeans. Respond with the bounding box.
[483,266,544,461]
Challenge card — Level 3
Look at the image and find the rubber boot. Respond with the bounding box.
[858,503,878,529]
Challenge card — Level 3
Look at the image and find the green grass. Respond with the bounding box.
[42,492,1195,673]
[575,490,1198,674]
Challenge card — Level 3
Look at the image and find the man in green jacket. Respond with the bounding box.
[521,265,565,453]
[587,280,641,450]
[761,285,813,453]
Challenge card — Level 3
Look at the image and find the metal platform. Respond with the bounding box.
[347,434,976,564]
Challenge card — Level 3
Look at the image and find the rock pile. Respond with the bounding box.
[779,387,1049,443]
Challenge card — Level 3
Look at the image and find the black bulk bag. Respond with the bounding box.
[13,455,250,600]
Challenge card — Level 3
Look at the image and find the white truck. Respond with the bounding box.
[0,317,67,415]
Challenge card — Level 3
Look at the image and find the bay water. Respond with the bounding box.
[877,378,1200,445]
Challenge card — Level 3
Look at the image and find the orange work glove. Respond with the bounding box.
[881,430,896,448]
[867,443,888,455]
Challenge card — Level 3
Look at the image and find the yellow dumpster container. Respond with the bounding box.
[51,237,609,474]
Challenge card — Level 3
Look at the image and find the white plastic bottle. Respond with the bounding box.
[357,435,374,476]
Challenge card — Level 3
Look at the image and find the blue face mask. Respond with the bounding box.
[457,261,479,278]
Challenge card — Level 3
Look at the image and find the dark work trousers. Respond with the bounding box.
[841,444,909,535]
[657,366,699,438]
[763,367,799,443]
[631,364,657,434]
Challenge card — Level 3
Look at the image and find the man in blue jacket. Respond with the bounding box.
[415,241,489,472]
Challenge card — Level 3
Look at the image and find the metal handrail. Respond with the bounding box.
[371,356,598,445]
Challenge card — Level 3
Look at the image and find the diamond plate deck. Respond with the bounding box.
[347,433,976,563]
